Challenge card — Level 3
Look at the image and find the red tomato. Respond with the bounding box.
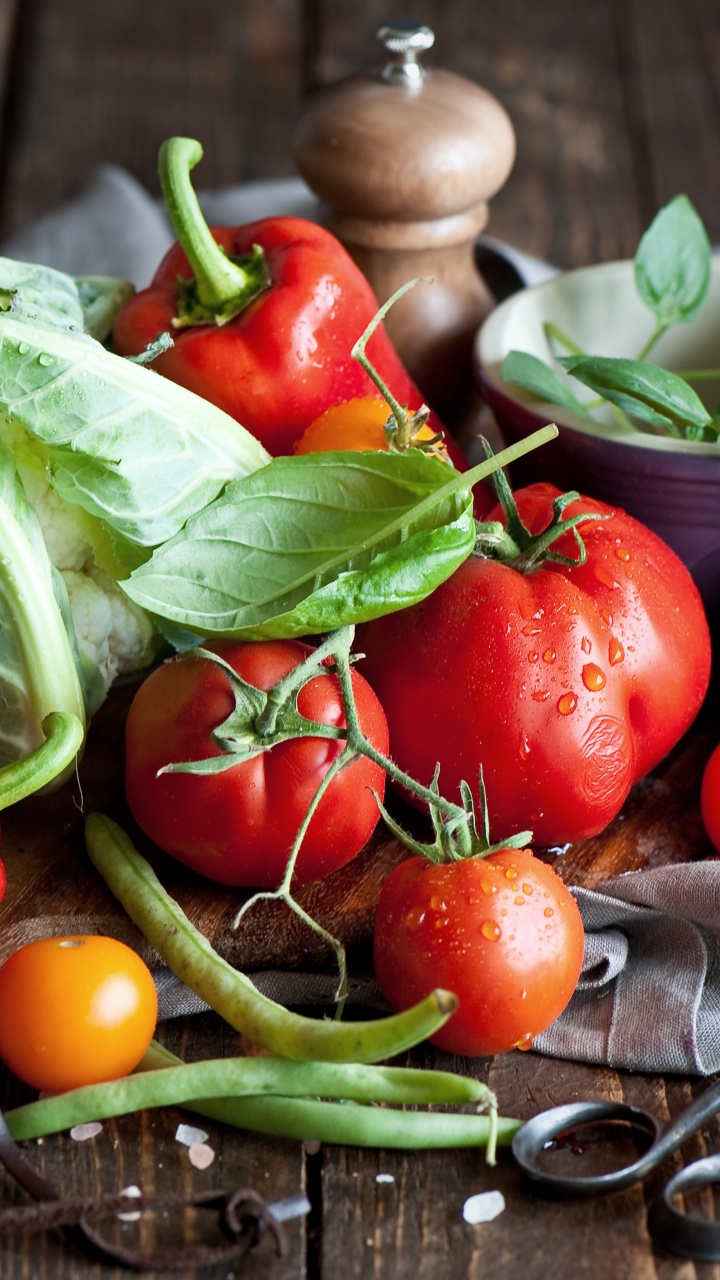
[0,935,158,1093]
[701,745,720,853]
[373,847,585,1056]
[358,483,711,847]
[0,852,5,905]
[125,638,389,888]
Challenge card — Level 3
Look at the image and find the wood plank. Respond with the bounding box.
[629,0,720,240]
[0,0,302,239]
[0,1014,307,1279]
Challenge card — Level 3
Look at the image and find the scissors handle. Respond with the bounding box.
[512,1080,720,1197]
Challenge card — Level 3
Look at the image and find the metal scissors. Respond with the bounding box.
[512,1080,720,1262]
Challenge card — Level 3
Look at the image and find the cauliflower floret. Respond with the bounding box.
[1,415,159,694]
[61,567,157,692]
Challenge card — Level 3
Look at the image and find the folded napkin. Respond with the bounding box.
[1,166,714,1077]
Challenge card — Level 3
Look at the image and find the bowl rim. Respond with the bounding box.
[475,256,720,458]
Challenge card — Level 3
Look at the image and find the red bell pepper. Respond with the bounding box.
[112,137,460,461]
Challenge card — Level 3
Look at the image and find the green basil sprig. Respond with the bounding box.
[501,194,718,442]
[122,431,556,640]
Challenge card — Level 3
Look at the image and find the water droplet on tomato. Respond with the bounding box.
[581,635,592,654]
[429,896,447,912]
[528,651,539,663]
[543,647,556,663]
[481,919,501,942]
[595,566,619,590]
[615,546,631,562]
[557,692,578,715]
[600,608,613,626]
[532,690,550,703]
[544,907,554,918]
[522,623,541,636]
[515,895,525,906]
[608,637,625,665]
[522,884,533,895]
[519,735,531,759]
[582,662,606,692]
[505,867,518,880]
[515,1034,533,1051]
[480,879,497,895]
[405,907,426,931]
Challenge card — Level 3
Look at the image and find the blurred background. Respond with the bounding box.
[0,0,719,270]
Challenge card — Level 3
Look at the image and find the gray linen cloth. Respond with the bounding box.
[1,167,716,1076]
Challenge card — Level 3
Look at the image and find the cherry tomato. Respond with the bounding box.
[0,935,158,1093]
[373,847,585,1056]
[701,745,720,852]
[358,483,711,846]
[125,638,389,888]
[293,394,449,459]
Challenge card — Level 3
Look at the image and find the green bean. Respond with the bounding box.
[85,813,458,1063]
[4,1048,492,1141]
[140,1042,519,1151]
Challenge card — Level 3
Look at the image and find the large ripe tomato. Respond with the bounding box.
[0,935,157,1093]
[701,745,720,853]
[125,638,389,888]
[373,846,585,1056]
[358,483,711,847]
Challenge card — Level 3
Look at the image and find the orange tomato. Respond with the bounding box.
[293,395,448,457]
[0,935,158,1092]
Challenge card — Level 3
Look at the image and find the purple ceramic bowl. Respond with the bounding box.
[474,259,720,616]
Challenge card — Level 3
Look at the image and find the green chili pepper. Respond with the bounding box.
[84,813,458,1063]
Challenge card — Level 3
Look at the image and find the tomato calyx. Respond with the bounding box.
[473,443,608,574]
[350,280,446,456]
[375,765,532,866]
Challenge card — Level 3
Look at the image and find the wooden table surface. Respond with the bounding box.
[1,2,720,1277]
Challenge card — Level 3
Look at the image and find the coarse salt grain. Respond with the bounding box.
[70,1122,103,1142]
[175,1123,209,1147]
[462,1190,506,1224]
[188,1142,215,1170]
[117,1185,142,1223]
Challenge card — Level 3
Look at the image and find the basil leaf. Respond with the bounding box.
[502,350,593,418]
[634,195,711,328]
[122,451,475,638]
[560,355,713,437]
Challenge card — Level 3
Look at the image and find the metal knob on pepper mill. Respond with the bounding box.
[291,20,516,422]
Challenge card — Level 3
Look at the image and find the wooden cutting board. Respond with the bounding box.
[0,676,717,974]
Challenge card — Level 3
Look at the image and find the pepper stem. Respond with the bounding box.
[158,137,269,327]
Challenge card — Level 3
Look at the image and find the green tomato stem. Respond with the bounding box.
[0,712,84,811]
[84,813,458,1063]
[350,279,431,446]
[158,137,269,325]
[233,743,359,1006]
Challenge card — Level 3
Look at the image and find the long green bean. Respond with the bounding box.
[140,1043,519,1152]
[84,813,458,1063]
[4,1050,492,1141]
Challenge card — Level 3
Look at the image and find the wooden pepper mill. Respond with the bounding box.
[291,21,516,423]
